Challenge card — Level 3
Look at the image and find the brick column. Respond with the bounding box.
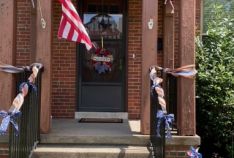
[177,0,196,136]
[141,0,158,134]
[163,2,175,108]
[0,0,16,111]
[163,3,174,70]
[36,0,52,133]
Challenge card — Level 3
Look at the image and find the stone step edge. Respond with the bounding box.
[75,112,128,119]
[33,145,150,154]
[32,146,151,158]
[40,135,150,145]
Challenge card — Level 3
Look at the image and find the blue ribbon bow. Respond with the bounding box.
[156,110,174,138]
[27,82,37,93]
[187,146,202,158]
[151,82,163,99]
[19,82,37,94]
[0,111,21,135]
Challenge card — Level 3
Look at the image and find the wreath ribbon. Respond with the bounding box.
[92,48,113,74]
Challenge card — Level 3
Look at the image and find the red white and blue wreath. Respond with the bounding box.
[91,48,113,74]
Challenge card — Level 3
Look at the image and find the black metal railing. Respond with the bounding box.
[150,69,178,158]
[9,64,43,158]
[150,79,165,158]
[166,74,177,132]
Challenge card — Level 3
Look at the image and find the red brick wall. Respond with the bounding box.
[158,0,164,66]
[0,143,8,158]
[127,0,142,119]
[166,145,193,158]
[16,0,31,66]
[174,0,180,67]
[51,1,76,118]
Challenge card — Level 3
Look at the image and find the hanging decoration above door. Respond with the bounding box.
[30,0,46,29]
[31,0,35,8]
[91,37,113,74]
[164,0,175,14]
[38,0,46,29]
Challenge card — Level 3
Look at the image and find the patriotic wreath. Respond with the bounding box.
[91,48,113,74]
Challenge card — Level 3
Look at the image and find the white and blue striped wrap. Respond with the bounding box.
[150,65,197,139]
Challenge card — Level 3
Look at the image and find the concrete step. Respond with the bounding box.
[75,112,128,120]
[32,145,151,158]
[40,119,149,145]
[41,134,149,146]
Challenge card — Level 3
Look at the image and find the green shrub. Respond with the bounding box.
[196,4,234,158]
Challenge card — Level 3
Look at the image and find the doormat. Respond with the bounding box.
[79,118,123,123]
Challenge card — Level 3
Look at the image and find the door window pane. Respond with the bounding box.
[84,14,123,40]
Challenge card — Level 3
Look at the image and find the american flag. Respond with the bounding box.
[58,0,92,50]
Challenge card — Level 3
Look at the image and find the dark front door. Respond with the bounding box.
[78,0,126,112]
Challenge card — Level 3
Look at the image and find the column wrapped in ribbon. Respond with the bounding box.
[149,65,197,139]
[0,63,41,135]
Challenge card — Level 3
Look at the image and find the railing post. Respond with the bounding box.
[168,74,177,130]
[150,70,165,158]
[6,64,43,158]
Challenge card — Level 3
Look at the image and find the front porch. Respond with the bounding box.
[0,118,200,157]
[33,119,149,158]
[0,0,198,135]
[0,0,201,157]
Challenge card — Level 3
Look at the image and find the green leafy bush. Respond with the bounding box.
[196,4,234,158]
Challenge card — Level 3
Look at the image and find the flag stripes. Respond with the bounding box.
[58,0,92,50]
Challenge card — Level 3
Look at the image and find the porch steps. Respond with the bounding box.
[32,119,151,158]
[32,145,151,158]
[39,119,149,145]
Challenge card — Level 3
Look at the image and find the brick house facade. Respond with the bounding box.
[12,0,201,119]
[0,0,201,157]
